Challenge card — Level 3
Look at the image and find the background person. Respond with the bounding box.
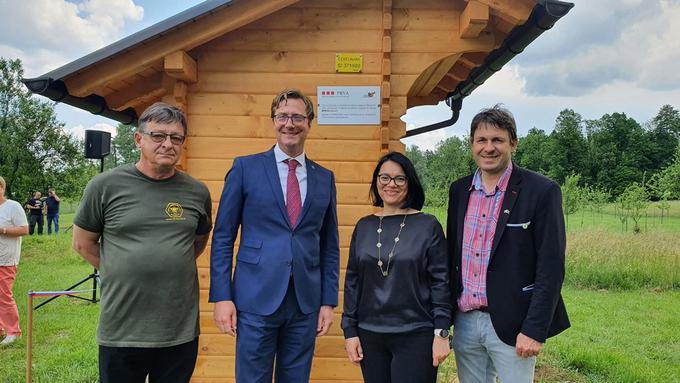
[0,175,29,346]
[210,89,339,383]
[72,103,212,383]
[46,187,60,234]
[342,152,451,383]
[25,191,44,235]
[447,105,570,383]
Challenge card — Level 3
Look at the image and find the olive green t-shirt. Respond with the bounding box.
[74,165,212,347]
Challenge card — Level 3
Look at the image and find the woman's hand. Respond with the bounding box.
[432,335,451,367]
[344,337,364,365]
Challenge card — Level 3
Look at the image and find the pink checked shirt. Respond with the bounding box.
[458,162,513,312]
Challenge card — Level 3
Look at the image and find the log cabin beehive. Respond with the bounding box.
[24,0,572,381]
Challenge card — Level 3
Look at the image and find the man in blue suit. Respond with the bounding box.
[210,89,340,383]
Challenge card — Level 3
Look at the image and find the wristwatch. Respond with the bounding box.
[434,329,449,338]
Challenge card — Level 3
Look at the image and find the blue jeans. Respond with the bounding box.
[452,310,536,383]
[47,214,59,234]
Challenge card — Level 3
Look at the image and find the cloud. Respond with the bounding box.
[516,0,680,96]
[66,122,118,141]
[0,0,143,77]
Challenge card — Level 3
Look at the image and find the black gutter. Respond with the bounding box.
[21,0,234,125]
[404,0,574,138]
[22,78,138,124]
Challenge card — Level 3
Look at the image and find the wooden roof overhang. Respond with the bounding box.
[22,0,573,136]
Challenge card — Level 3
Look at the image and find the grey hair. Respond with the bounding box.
[138,102,187,135]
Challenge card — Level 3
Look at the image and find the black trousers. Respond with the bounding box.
[28,215,43,235]
[358,328,438,383]
[99,338,198,383]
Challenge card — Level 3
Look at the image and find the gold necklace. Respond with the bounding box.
[376,214,407,277]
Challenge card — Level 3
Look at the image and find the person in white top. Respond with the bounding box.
[0,175,29,346]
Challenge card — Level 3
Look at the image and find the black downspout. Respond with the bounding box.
[404,0,574,138]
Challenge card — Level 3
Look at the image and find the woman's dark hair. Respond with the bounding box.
[369,152,425,210]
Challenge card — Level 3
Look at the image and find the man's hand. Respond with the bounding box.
[432,336,451,367]
[213,300,237,336]
[515,332,543,358]
[72,225,102,269]
[316,305,334,336]
[344,337,363,364]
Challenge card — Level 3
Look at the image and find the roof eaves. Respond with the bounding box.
[39,0,233,80]
[21,0,234,125]
[404,0,574,138]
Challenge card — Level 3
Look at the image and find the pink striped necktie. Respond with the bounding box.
[285,159,302,228]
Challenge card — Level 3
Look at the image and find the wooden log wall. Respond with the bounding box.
[184,0,482,381]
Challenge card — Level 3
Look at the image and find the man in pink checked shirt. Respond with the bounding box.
[446,105,570,383]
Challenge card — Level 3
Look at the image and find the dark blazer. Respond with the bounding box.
[446,164,570,346]
[209,149,340,315]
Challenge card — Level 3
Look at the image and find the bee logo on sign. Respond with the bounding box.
[335,53,363,73]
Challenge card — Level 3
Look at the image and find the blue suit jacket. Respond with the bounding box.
[209,149,340,315]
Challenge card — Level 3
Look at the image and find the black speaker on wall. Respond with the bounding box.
[84,130,111,159]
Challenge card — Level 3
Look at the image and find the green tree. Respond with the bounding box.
[587,113,652,196]
[0,57,94,200]
[515,128,550,174]
[561,173,582,230]
[406,145,428,185]
[646,105,680,172]
[407,137,475,207]
[582,185,610,224]
[105,123,139,169]
[649,144,680,199]
[656,194,671,224]
[618,182,649,234]
[547,109,588,184]
[426,137,475,207]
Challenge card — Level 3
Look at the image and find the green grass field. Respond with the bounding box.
[2,205,679,382]
[3,213,99,382]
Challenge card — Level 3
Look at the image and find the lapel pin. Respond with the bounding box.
[503,209,510,214]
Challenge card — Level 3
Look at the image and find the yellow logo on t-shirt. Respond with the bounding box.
[165,202,186,221]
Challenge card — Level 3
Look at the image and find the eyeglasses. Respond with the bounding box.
[274,114,308,124]
[377,174,407,186]
[141,131,185,145]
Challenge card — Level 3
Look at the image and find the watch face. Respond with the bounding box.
[439,329,449,338]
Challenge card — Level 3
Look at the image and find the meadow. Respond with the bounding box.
[2,202,679,382]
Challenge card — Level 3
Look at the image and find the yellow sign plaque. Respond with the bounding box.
[335,53,363,73]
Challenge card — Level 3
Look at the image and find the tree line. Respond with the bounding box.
[0,58,138,202]
[407,105,680,209]
[3,56,679,209]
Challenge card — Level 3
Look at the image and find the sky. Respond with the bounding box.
[1,0,679,150]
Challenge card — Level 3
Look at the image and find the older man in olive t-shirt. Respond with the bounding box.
[73,103,212,383]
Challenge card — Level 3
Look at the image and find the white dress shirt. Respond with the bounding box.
[274,144,308,206]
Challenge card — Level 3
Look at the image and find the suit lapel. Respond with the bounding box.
[490,167,522,258]
[456,181,472,255]
[262,150,291,227]
[295,157,317,227]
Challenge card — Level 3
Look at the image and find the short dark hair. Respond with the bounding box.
[270,89,315,122]
[369,152,425,210]
[138,102,187,136]
[470,104,517,142]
